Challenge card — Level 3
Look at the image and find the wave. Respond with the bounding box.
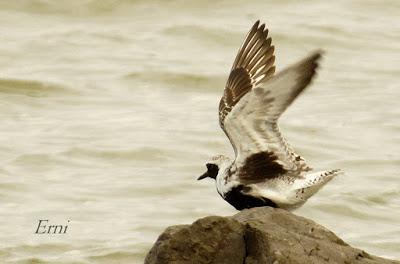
[0,0,238,16]
[88,250,140,263]
[162,24,240,46]
[124,71,225,91]
[0,78,72,97]
[61,147,168,162]
[0,0,167,16]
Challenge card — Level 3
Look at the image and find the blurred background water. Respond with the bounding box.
[0,0,399,263]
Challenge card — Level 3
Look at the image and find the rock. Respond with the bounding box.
[145,216,245,264]
[145,207,399,264]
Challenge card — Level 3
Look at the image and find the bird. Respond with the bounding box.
[197,20,342,210]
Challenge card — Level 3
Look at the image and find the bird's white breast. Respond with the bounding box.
[215,165,240,197]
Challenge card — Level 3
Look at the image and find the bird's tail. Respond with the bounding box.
[294,169,343,201]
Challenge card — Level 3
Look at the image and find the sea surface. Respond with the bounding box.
[0,1,399,263]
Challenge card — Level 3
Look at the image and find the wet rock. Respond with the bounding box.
[145,207,399,264]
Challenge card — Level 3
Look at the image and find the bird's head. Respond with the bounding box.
[197,155,231,181]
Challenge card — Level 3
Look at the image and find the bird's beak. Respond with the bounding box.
[197,171,209,180]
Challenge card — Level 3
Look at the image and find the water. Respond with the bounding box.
[0,1,399,263]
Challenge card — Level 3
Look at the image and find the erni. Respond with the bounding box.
[35,219,70,234]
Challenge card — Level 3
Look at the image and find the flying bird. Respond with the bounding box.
[198,20,342,210]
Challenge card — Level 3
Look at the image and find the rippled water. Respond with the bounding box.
[0,1,399,263]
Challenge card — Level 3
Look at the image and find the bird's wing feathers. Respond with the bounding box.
[220,23,322,182]
[219,20,275,144]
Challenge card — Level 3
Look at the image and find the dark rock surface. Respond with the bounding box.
[145,207,399,264]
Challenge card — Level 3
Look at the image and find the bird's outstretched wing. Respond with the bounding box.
[219,22,322,183]
[219,20,275,136]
